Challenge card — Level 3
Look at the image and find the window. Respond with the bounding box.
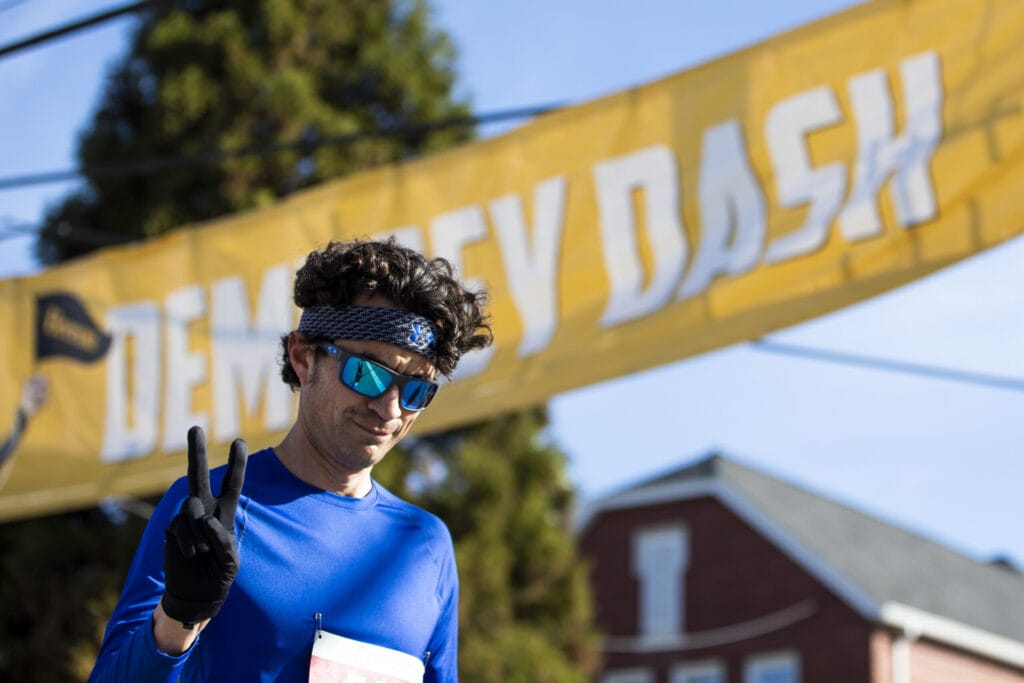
[671,660,724,683]
[602,668,654,683]
[632,524,688,637]
[744,652,800,683]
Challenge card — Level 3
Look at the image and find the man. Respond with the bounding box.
[89,239,492,682]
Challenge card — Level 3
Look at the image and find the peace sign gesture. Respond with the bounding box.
[161,426,248,626]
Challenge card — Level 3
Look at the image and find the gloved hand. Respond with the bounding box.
[161,425,248,626]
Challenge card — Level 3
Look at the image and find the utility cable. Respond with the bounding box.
[0,0,31,16]
[0,220,39,243]
[0,102,563,191]
[0,1,161,60]
[751,338,1024,394]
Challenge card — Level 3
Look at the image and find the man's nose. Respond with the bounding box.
[367,386,404,420]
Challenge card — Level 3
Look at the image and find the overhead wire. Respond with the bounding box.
[0,103,564,191]
[750,338,1024,394]
[0,0,161,60]
[0,0,562,195]
[0,0,31,16]
[0,219,40,243]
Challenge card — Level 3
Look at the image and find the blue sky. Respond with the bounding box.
[1,1,1022,565]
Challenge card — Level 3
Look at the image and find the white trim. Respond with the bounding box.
[892,633,912,683]
[603,600,817,653]
[576,478,721,531]
[880,602,1024,670]
[632,523,689,637]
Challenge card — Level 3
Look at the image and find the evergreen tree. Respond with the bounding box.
[377,408,601,683]
[36,0,469,263]
[0,505,151,681]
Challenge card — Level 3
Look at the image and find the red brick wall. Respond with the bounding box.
[579,496,875,683]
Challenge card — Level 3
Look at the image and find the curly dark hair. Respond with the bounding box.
[280,238,492,387]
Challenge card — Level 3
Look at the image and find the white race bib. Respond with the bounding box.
[309,629,425,683]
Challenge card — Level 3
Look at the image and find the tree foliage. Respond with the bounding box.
[36,0,470,264]
[377,408,601,683]
[0,506,151,681]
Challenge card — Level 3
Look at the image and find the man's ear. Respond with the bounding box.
[287,333,314,386]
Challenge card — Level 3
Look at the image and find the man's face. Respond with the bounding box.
[295,294,437,474]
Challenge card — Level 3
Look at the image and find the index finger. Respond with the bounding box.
[215,438,248,530]
[187,425,212,503]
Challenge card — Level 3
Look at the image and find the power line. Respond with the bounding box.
[0,103,563,191]
[0,1,160,60]
[0,0,31,16]
[750,338,1024,394]
[0,218,39,243]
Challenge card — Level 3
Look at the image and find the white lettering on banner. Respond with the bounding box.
[211,266,294,443]
[679,119,767,299]
[101,303,162,463]
[96,53,945,462]
[430,205,496,379]
[489,176,568,357]
[763,86,847,263]
[839,51,943,239]
[590,51,941,323]
[162,285,208,453]
[593,145,688,327]
[101,265,298,464]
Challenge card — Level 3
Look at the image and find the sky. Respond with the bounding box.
[0,1,1022,566]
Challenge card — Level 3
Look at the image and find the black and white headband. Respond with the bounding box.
[298,304,441,361]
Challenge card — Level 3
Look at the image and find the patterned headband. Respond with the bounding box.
[298,305,441,361]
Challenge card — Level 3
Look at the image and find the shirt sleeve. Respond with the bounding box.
[88,478,193,683]
[424,529,459,683]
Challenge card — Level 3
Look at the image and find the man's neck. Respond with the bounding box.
[274,428,373,498]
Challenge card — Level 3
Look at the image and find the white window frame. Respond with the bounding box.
[671,659,725,683]
[631,523,689,637]
[743,650,801,683]
[601,667,654,683]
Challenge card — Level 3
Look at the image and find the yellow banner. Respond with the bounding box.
[2,0,1023,520]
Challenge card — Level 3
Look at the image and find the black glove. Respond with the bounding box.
[161,425,248,626]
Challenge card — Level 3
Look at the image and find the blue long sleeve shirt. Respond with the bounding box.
[89,448,459,682]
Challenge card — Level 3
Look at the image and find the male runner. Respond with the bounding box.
[89,239,492,682]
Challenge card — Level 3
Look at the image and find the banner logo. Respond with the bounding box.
[35,292,112,363]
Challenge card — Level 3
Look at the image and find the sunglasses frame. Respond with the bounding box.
[318,343,439,412]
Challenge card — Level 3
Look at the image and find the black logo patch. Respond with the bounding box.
[35,292,112,363]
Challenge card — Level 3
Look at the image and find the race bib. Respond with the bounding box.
[309,629,425,683]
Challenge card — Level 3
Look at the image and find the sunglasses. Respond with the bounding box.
[318,343,439,412]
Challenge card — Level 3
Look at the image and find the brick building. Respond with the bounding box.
[577,454,1024,683]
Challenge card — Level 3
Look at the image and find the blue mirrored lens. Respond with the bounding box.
[341,357,392,397]
[401,380,437,410]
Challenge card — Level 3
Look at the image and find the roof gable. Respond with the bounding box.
[579,453,1024,667]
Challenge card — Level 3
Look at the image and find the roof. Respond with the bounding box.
[580,453,1024,667]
